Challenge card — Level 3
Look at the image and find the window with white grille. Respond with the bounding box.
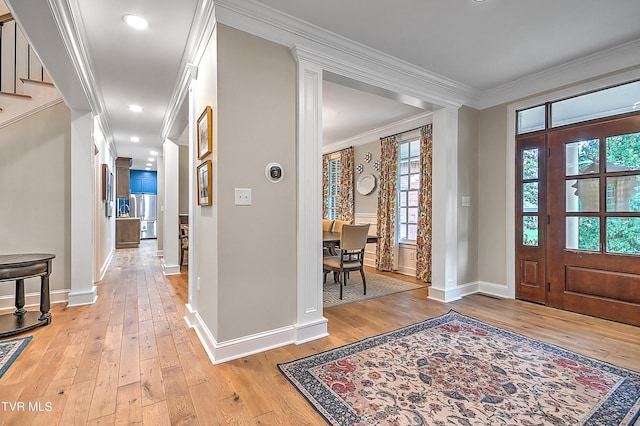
[398,139,420,243]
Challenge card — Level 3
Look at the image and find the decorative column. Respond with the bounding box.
[162,139,180,275]
[429,107,460,302]
[292,48,328,343]
[68,110,97,306]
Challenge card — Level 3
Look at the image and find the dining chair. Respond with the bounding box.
[332,219,352,233]
[179,224,189,267]
[322,219,335,232]
[322,223,370,299]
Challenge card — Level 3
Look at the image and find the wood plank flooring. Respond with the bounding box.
[1,240,638,424]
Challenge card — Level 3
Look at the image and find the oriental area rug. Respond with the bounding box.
[0,336,32,379]
[278,311,640,425]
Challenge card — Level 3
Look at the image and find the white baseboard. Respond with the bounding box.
[162,261,180,276]
[67,286,98,307]
[156,249,164,257]
[99,250,113,281]
[185,304,327,365]
[0,289,69,311]
[428,281,511,303]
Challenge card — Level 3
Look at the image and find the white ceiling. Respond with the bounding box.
[6,0,640,170]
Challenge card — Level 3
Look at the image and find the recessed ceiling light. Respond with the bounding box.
[148,158,155,162]
[128,104,143,112]
[145,167,151,171]
[150,150,159,156]
[130,136,140,142]
[123,14,148,30]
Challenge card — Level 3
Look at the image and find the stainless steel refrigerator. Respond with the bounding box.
[129,194,157,239]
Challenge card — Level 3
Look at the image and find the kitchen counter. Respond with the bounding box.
[116,217,141,248]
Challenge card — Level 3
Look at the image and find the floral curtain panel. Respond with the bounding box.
[416,124,433,283]
[322,154,330,218]
[376,136,398,271]
[338,147,354,221]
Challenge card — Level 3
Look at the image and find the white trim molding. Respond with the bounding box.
[98,249,113,282]
[184,304,326,364]
[0,289,70,311]
[67,286,98,307]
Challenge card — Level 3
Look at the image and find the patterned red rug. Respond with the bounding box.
[278,310,640,425]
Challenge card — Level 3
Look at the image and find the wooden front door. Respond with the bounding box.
[517,113,640,326]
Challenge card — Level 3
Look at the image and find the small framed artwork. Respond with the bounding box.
[197,160,212,206]
[197,106,212,159]
[101,164,108,200]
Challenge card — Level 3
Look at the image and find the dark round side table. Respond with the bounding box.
[0,253,55,338]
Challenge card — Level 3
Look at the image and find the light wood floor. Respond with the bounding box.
[1,241,639,425]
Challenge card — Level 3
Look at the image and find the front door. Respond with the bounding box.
[517,113,640,326]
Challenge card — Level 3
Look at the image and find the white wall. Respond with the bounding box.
[93,118,115,280]
[0,102,71,302]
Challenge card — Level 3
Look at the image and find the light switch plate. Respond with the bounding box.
[461,196,471,207]
[235,188,252,205]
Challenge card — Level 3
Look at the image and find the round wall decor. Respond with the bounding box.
[364,152,372,163]
[356,173,377,195]
[356,163,364,174]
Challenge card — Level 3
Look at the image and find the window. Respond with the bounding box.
[398,138,420,242]
[517,79,640,135]
[327,157,341,220]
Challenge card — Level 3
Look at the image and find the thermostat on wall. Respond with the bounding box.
[265,162,284,183]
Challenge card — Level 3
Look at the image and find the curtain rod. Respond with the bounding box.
[380,125,426,140]
[324,146,354,156]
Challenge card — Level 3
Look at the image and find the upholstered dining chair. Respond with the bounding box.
[179,224,189,267]
[322,219,335,232]
[322,223,370,299]
[332,219,352,233]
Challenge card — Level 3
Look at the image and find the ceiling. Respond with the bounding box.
[7,0,640,169]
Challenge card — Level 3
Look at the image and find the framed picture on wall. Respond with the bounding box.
[101,164,108,200]
[197,160,212,206]
[197,106,212,159]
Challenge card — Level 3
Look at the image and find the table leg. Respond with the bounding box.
[39,274,51,322]
[14,278,26,316]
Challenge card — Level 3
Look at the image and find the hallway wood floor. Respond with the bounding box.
[1,241,639,425]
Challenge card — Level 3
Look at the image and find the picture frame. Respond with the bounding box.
[197,160,212,206]
[197,106,212,159]
[101,164,108,200]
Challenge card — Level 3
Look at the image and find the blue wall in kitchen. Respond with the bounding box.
[130,170,157,194]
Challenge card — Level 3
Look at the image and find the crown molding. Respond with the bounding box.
[160,0,217,140]
[479,39,640,109]
[215,0,476,110]
[323,111,433,154]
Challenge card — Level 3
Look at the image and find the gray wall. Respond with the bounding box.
[477,104,508,285]
[0,102,71,296]
[195,24,297,342]
[458,106,479,285]
[353,141,380,215]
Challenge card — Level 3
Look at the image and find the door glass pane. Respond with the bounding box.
[400,160,409,175]
[551,81,640,127]
[606,132,640,172]
[408,207,418,223]
[399,225,407,240]
[606,217,640,255]
[523,148,539,180]
[523,182,538,212]
[565,139,600,176]
[606,175,640,212]
[410,140,420,157]
[566,178,599,212]
[517,105,545,134]
[566,217,600,251]
[523,216,538,246]
[410,174,420,189]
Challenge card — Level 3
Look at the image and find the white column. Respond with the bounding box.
[293,52,328,343]
[429,107,460,302]
[162,139,180,275]
[68,110,97,306]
